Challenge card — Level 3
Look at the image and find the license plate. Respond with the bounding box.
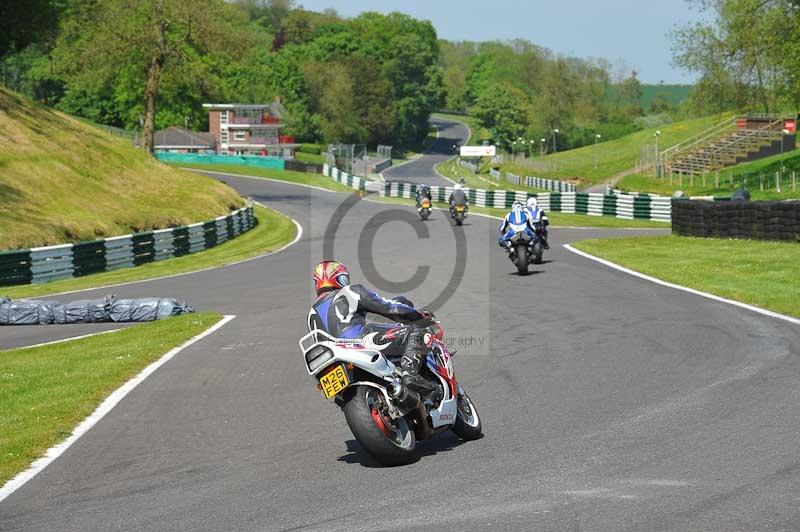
[455,206,465,212]
[422,201,431,208]
[319,364,349,399]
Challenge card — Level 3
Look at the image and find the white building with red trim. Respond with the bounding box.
[203,99,300,158]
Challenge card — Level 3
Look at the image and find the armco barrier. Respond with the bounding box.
[0,205,256,287]
[155,152,285,170]
[322,164,366,191]
[381,183,670,222]
[672,199,800,241]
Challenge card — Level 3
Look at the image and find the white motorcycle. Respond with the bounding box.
[299,317,482,466]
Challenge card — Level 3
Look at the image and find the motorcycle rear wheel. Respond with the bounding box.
[515,244,528,274]
[343,386,417,466]
[532,241,543,264]
[420,210,430,221]
[456,212,464,226]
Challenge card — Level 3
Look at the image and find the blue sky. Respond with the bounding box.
[296,0,707,83]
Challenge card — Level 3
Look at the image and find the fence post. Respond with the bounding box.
[793,171,797,192]
[702,173,706,189]
[715,171,719,189]
[760,173,764,191]
[776,171,781,193]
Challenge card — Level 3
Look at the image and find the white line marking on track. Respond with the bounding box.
[0,314,237,503]
[13,209,303,299]
[184,168,341,194]
[7,328,123,351]
[564,244,800,326]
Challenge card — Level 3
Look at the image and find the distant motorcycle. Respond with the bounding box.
[451,203,468,226]
[299,315,482,466]
[418,197,432,221]
[502,222,544,275]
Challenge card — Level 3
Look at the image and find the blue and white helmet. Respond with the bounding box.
[526,197,538,210]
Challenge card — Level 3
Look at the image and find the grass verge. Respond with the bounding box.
[368,195,667,228]
[617,150,800,200]
[0,312,223,485]
[171,163,353,192]
[572,235,800,317]
[2,204,296,300]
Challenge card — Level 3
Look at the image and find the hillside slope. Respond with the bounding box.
[500,112,736,186]
[0,89,243,250]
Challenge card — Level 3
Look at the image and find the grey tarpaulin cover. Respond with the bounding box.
[0,295,194,325]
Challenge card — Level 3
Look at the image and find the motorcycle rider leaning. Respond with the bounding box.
[498,201,537,249]
[448,183,468,218]
[307,261,435,408]
[525,196,550,249]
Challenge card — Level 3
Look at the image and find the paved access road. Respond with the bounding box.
[382,117,470,187]
[2,173,799,532]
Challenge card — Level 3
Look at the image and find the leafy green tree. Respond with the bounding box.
[471,82,529,150]
[54,0,251,154]
[649,93,674,114]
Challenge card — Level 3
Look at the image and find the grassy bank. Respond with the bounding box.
[499,112,736,186]
[2,204,296,299]
[573,235,800,316]
[0,312,223,485]
[0,89,243,250]
[617,150,800,199]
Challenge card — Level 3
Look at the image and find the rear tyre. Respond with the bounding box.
[452,390,482,440]
[532,241,543,264]
[420,210,430,221]
[456,213,464,226]
[343,386,417,466]
[515,244,528,275]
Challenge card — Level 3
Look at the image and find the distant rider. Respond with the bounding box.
[307,261,435,408]
[415,184,432,209]
[448,183,468,218]
[525,197,550,249]
[498,201,537,249]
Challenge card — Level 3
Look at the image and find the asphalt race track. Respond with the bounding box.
[2,157,800,531]
[382,117,469,187]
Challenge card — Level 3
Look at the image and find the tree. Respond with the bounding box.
[471,82,529,150]
[0,0,63,59]
[671,0,799,113]
[54,0,250,154]
[649,93,674,114]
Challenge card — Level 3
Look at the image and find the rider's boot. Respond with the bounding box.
[399,329,436,397]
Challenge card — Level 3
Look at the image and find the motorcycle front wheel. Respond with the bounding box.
[420,209,430,221]
[452,389,483,440]
[343,386,417,466]
[455,212,464,226]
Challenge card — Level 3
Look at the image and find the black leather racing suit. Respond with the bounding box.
[307,284,431,392]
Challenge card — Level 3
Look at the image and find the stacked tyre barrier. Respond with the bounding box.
[672,200,800,241]
[380,183,670,222]
[322,164,366,191]
[0,205,256,287]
